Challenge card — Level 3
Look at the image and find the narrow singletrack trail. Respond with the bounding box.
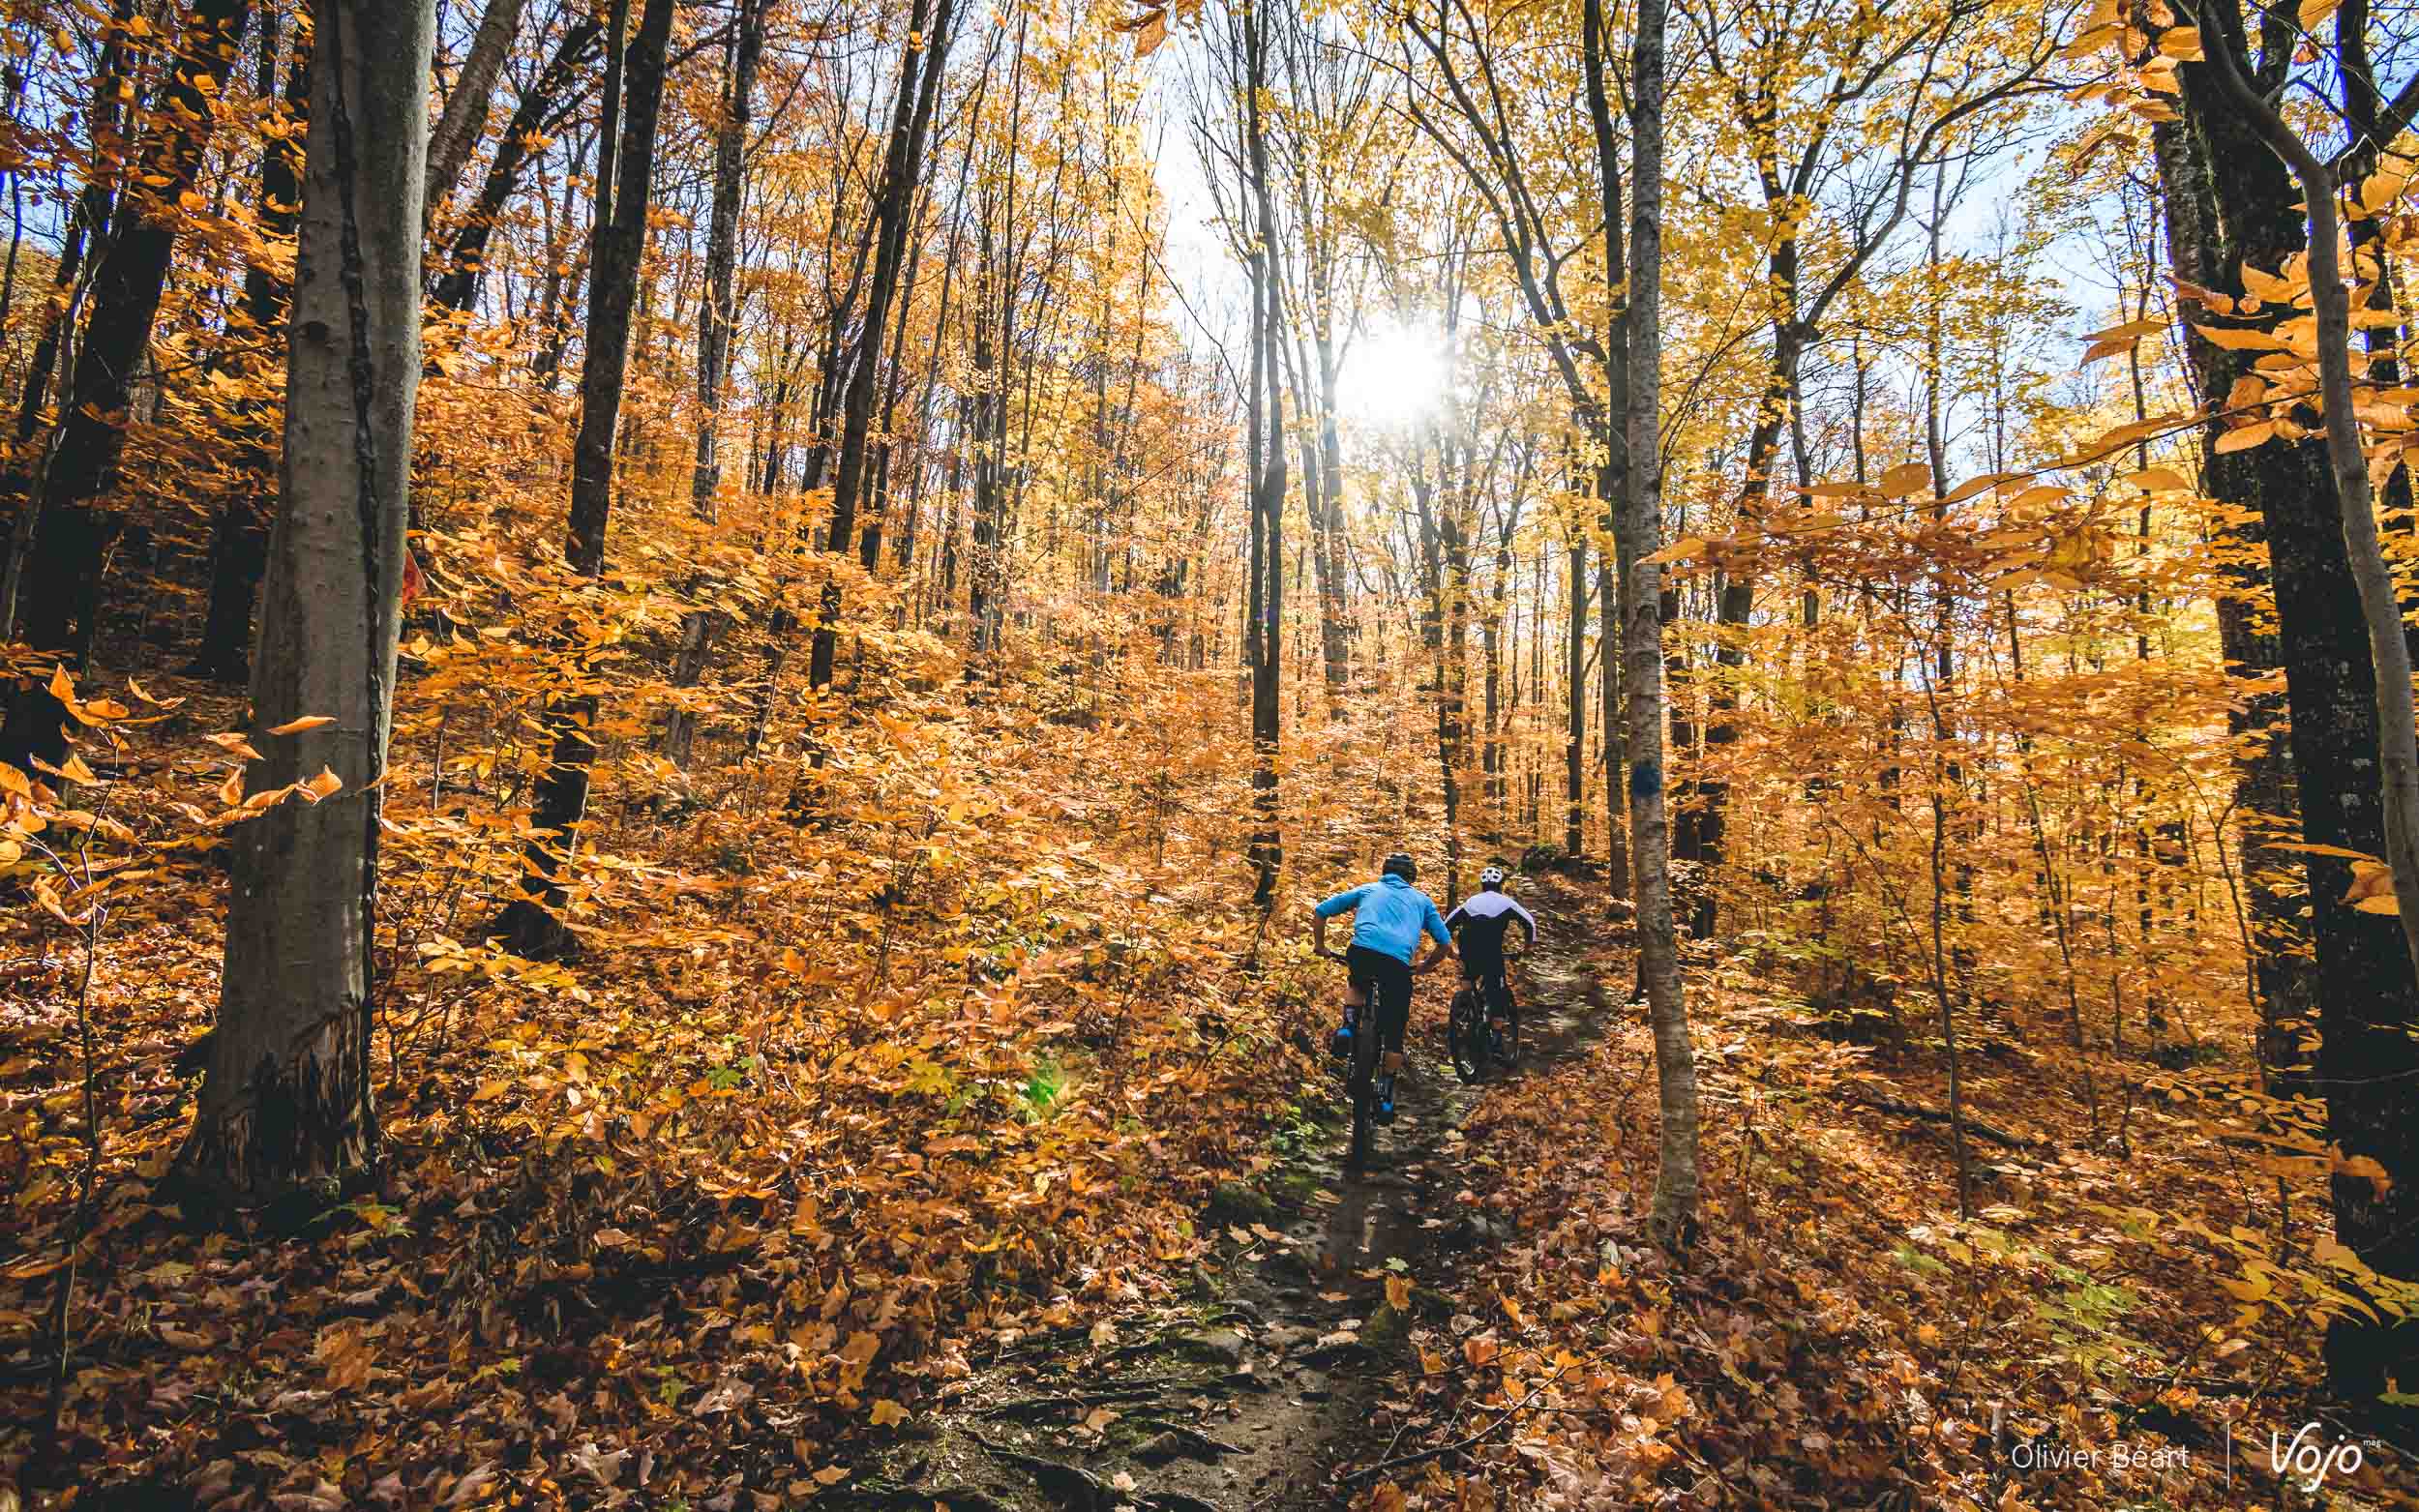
[858,881,1622,1510]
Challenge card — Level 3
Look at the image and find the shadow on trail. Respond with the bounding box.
[1308,948,1611,1287]
[863,882,1627,1511]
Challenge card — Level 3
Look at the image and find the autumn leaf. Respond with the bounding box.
[2344,859,2398,913]
[1879,461,1933,498]
[2215,420,2276,454]
[267,715,337,735]
[2194,323,2291,351]
[2334,1151,2393,1199]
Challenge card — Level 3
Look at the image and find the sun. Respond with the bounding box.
[1338,319,1448,428]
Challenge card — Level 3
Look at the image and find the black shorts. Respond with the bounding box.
[1346,944,1414,1051]
[1463,962,1513,1017]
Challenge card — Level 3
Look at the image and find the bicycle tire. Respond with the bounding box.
[1448,987,1483,1083]
[1347,1009,1379,1170]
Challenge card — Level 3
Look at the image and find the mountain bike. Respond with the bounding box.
[1447,970,1520,1083]
[1323,954,1396,1171]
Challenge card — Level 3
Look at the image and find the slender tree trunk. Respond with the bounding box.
[1625,0,1697,1249]
[0,0,252,773]
[1566,528,1586,855]
[423,0,528,218]
[2170,0,2419,1410]
[494,0,678,958]
[188,34,308,684]
[1241,3,1286,907]
[664,0,766,767]
[171,0,436,1207]
[808,0,957,694]
[0,0,135,587]
[430,18,603,315]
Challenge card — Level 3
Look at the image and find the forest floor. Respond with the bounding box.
[11,701,2419,1512]
[846,912,1620,1511]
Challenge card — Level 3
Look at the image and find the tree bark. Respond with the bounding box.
[0,0,252,773]
[664,0,767,767]
[188,32,309,684]
[171,0,436,1208]
[2170,0,2419,1411]
[494,0,678,958]
[423,0,529,218]
[1626,0,1698,1249]
[2151,117,2314,1089]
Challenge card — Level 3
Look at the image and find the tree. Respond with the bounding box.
[664,0,768,767]
[172,0,439,1205]
[1623,0,1698,1248]
[494,0,681,958]
[806,0,959,700]
[0,0,252,772]
[185,22,309,685]
[1670,0,2067,935]
[2153,0,2419,1411]
[424,0,532,219]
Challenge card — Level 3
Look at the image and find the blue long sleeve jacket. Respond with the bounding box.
[1314,874,1452,965]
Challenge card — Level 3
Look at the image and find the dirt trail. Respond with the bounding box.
[858,886,1620,1510]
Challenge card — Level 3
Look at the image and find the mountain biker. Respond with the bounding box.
[1444,864,1537,1029]
[1312,852,1455,1124]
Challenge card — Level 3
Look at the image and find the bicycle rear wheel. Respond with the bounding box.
[1448,987,1484,1083]
[1347,1010,1379,1170]
[1493,977,1520,1069]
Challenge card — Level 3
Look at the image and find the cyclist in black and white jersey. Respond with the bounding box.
[1444,865,1536,1024]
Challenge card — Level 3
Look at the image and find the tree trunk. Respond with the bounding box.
[423,0,529,218]
[0,0,252,773]
[1565,530,1586,855]
[2151,117,2314,1089]
[664,0,766,767]
[809,0,957,693]
[0,0,136,589]
[429,17,603,315]
[187,34,309,684]
[494,0,678,958]
[2169,0,2419,1411]
[1625,0,1697,1249]
[1240,2,1286,907]
[171,0,436,1208]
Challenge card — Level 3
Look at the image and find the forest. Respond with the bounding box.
[6,0,2419,1506]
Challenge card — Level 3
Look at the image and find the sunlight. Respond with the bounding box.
[1338,320,1449,428]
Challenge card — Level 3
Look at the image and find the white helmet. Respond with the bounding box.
[1479,865,1506,889]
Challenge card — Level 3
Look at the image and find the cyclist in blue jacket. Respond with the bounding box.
[1312,852,1455,1123]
